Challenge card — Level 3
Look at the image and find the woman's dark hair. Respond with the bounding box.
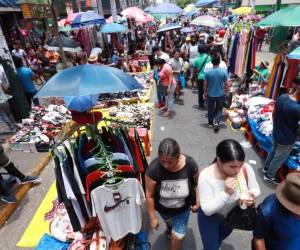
[13,56,23,68]
[155,58,166,66]
[214,139,245,164]
[173,48,180,54]
[158,138,180,158]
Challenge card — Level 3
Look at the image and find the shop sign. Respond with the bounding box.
[20,3,51,19]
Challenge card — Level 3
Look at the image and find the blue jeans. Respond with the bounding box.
[160,209,190,239]
[167,83,176,112]
[198,208,233,250]
[207,96,224,125]
[265,140,294,179]
[155,81,163,103]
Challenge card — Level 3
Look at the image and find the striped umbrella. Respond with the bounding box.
[191,15,224,28]
[288,46,300,60]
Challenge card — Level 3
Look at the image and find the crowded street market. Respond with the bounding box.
[0,0,299,249]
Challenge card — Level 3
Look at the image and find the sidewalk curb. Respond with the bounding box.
[0,153,51,228]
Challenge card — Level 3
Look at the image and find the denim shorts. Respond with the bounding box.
[160,209,190,239]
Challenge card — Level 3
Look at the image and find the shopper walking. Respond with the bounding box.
[169,49,184,104]
[146,138,199,250]
[198,139,261,250]
[193,44,211,109]
[0,144,38,203]
[253,173,300,250]
[203,54,229,132]
[264,76,300,184]
[13,56,39,107]
[156,58,176,118]
[189,37,199,90]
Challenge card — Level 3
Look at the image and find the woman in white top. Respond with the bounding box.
[198,139,261,250]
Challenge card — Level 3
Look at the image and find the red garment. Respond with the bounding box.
[85,165,135,202]
[284,59,299,89]
[128,137,144,173]
[255,28,266,40]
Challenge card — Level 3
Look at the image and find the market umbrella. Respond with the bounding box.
[150,3,183,15]
[35,65,144,98]
[44,35,81,53]
[195,0,218,7]
[257,5,300,27]
[71,11,105,28]
[181,27,194,33]
[106,15,125,23]
[100,23,127,33]
[191,16,224,28]
[288,46,300,60]
[185,10,198,17]
[232,6,252,15]
[157,23,182,33]
[121,7,149,22]
[64,95,99,112]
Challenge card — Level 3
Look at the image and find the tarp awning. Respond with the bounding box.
[0,0,19,7]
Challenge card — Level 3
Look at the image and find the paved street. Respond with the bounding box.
[0,50,278,249]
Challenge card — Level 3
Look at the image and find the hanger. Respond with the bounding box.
[104,176,125,189]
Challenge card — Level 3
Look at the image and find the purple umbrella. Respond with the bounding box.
[71,11,105,28]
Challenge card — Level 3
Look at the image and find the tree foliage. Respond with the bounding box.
[176,0,192,9]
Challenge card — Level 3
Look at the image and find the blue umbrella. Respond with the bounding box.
[180,27,194,33]
[71,11,105,28]
[157,23,182,33]
[100,23,127,33]
[35,65,144,98]
[150,3,183,14]
[288,46,300,60]
[64,95,99,112]
[195,0,218,7]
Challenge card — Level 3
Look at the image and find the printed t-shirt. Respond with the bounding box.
[91,178,145,241]
[146,155,199,215]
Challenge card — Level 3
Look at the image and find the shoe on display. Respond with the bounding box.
[263,174,280,185]
[20,176,39,184]
[1,194,17,204]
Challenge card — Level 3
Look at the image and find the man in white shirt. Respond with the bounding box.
[152,46,170,63]
[12,43,28,66]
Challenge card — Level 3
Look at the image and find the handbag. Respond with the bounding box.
[125,233,151,250]
[226,167,257,231]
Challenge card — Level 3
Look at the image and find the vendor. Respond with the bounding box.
[253,61,270,83]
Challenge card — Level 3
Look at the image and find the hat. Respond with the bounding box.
[88,54,98,62]
[276,173,300,215]
[215,37,224,45]
[49,55,57,63]
[261,61,269,68]
[186,36,191,41]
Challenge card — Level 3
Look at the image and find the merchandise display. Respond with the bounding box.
[11,105,71,152]
[247,97,300,170]
[108,103,154,129]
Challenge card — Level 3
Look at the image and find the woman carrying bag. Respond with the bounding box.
[198,139,261,250]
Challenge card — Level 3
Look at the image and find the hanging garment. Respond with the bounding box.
[283,59,300,89]
[265,54,283,98]
[235,29,250,78]
[91,178,145,241]
[229,34,240,74]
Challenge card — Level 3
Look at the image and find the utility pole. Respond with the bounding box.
[47,0,67,66]
[276,0,281,11]
[96,0,104,15]
[110,0,118,22]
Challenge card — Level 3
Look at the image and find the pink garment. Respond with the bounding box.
[235,29,249,78]
[158,63,176,87]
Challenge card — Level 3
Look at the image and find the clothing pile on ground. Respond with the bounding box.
[247,97,300,170]
[109,103,153,129]
[10,105,71,152]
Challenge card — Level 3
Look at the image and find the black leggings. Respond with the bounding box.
[0,162,26,195]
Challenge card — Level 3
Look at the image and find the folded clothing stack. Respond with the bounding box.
[108,103,153,129]
[11,105,71,152]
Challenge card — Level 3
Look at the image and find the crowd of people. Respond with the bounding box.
[0,7,300,250]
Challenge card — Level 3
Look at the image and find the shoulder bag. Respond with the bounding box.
[226,166,257,231]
